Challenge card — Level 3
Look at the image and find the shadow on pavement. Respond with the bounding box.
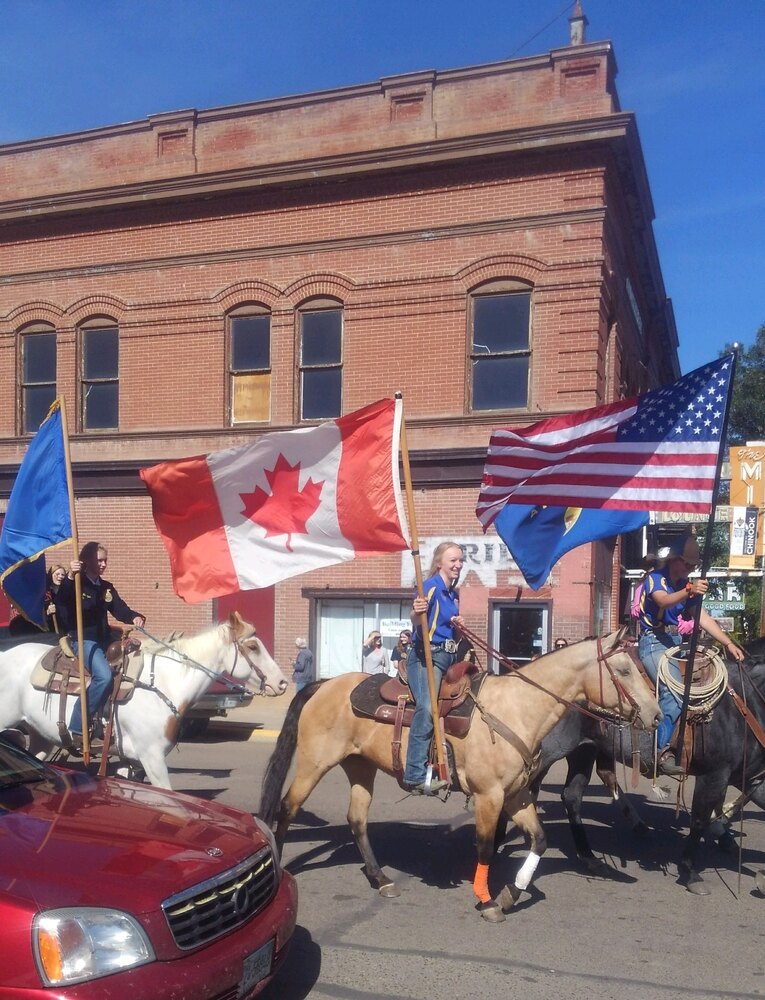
[260,925,321,1000]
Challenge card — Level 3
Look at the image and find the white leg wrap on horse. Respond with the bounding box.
[515,851,541,891]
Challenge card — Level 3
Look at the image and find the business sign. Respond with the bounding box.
[729,446,765,555]
[705,601,745,612]
[400,536,518,587]
[379,618,411,638]
[730,505,759,568]
[652,506,731,524]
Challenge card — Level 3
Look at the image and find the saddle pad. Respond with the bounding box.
[31,655,89,695]
[350,671,487,739]
[29,650,145,700]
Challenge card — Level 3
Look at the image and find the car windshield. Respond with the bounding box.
[0,737,50,790]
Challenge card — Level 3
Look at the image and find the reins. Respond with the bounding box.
[135,625,271,696]
[457,625,642,727]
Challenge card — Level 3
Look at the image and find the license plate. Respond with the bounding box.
[238,939,274,998]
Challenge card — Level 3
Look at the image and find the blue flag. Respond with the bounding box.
[494,503,648,590]
[0,402,72,627]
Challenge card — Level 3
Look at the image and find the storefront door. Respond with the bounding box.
[491,602,550,669]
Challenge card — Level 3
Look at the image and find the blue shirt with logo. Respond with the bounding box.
[414,573,459,645]
[638,568,700,634]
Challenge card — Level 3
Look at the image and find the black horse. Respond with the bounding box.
[532,650,765,894]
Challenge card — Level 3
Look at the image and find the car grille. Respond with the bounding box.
[162,848,276,950]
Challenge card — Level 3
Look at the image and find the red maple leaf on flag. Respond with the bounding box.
[240,454,324,552]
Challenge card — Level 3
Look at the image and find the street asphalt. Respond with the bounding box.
[167,690,765,1000]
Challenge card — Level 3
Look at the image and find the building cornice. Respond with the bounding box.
[0,113,636,226]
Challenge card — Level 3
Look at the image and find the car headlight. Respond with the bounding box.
[252,814,282,880]
[33,907,154,986]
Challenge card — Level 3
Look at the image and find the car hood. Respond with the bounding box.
[0,769,268,915]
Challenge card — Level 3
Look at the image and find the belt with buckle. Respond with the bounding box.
[430,639,458,653]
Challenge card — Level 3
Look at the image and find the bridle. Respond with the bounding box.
[231,633,274,696]
[135,625,275,697]
[595,635,644,726]
[458,624,646,727]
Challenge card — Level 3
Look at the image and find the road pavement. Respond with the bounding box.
[165,694,765,1000]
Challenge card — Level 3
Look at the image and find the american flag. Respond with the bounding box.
[476,355,734,527]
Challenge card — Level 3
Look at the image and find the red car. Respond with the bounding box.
[0,733,296,998]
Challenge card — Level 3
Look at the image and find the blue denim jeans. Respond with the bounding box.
[403,645,457,786]
[638,631,682,750]
[69,640,113,735]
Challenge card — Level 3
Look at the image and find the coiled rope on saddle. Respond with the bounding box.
[658,644,728,716]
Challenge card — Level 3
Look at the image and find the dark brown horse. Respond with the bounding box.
[531,648,765,894]
[259,628,661,921]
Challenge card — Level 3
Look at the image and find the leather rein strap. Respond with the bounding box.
[458,625,639,727]
[728,685,765,751]
[467,688,540,775]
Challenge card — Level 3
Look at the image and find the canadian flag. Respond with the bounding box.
[140,398,409,602]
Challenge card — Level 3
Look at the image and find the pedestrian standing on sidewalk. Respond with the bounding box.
[292,637,314,694]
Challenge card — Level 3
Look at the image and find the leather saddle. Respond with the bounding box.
[350,660,485,740]
[30,636,144,701]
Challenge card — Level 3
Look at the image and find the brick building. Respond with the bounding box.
[0,17,679,678]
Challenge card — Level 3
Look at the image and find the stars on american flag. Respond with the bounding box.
[617,359,732,443]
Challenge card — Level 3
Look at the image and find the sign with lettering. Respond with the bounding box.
[400,537,519,588]
[730,505,758,568]
[704,601,745,612]
[652,506,731,524]
[729,446,765,555]
[379,618,411,637]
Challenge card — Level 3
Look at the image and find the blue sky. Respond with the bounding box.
[1,0,763,373]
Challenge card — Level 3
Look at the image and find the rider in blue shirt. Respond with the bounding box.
[638,534,743,775]
[403,541,465,795]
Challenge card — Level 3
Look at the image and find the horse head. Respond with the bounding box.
[587,627,662,731]
[226,612,288,697]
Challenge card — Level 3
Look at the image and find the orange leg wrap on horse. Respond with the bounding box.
[472,862,491,903]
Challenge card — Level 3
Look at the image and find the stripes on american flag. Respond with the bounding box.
[476,356,734,528]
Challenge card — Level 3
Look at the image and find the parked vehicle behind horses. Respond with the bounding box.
[0,612,288,788]
[259,628,661,922]
[531,646,765,895]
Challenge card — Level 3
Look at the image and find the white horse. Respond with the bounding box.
[0,612,288,788]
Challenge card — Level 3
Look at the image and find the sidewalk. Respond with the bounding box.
[207,684,296,741]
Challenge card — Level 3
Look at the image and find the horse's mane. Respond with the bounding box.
[140,622,226,659]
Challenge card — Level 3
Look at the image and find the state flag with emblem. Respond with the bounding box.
[476,355,735,588]
[140,398,409,602]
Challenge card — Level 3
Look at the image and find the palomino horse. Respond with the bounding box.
[530,650,765,895]
[0,612,288,788]
[259,627,662,921]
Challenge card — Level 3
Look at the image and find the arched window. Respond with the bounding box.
[19,324,57,434]
[80,319,119,430]
[469,281,532,411]
[227,306,271,424]
[299,299,343,420]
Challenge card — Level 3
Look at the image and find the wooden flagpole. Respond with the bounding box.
[674,352,738,765]
[58,398,90,764]
[394,393,448,783]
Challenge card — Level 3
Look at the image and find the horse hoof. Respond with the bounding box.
[477,901,505,923]
[755,871,765,897]
[378,883,400,898]
[583,858,613,879]
[498,884,521,913]
[686,879,711,896]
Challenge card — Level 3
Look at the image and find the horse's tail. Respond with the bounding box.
[258,680,324,826]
